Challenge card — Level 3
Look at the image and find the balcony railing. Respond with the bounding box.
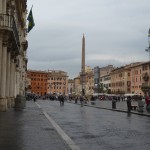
[0,14,20,52]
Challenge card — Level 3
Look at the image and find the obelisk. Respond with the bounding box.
[81,34,85,96]
[81,34,85,74]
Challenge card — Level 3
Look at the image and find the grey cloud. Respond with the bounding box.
[27,0,150,78]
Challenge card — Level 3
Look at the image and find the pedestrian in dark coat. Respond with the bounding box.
[80,96,84,107]
[127,96,131,112]
[145,96,149,109]
[59,95,64,106]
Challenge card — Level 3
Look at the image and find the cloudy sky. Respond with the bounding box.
[27,0,150,79]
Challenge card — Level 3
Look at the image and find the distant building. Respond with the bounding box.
[99,65,114,93]
[130,62,143,95]
[110,62,142,95]
[73,65,114,95]
[85,65,92,72]
[100,74,111,93]
[74,76,81,95]
[27,70,68,96]
[27,70,48,96]
[85,71,94,95]
[68,79,74,95]
[47,70,68,95]
[100,65,114,77]
[111,64,132,94]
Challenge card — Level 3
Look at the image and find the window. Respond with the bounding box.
[119,73,122,77]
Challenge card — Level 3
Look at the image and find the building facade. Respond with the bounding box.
[141,61,150,95]
[110,62,143,95]
[27,70,68,96]
[99,65,114,93]
[68,79,74,95]
[130,63,143,95]
[100,74,111,93]
[0,0,28,111]
[74,76,81,95]
[100,65,114,77]
[47,70,68,95]
[27,70,48,96]
[110,66,129,94]
[85,71,94,95]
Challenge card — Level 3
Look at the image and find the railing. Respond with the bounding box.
[0,14,20,51]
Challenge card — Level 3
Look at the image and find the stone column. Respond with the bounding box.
[10,59,15,107]
[13,62,16,106]
[3,0,6,13]
[0,43,7,111]
[10,59,13,106]
[6,52,11,108]
[0,0,2,13]
[0,36,2,96]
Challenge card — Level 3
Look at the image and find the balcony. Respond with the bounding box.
[0,14,20,54]
[141,83,150,93]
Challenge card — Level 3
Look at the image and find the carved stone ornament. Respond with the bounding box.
[2,41,8,47]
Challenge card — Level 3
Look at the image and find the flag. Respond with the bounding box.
[27,7,35,33]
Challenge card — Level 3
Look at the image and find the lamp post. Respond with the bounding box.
[145,28,150,95]
[145,46,150,85]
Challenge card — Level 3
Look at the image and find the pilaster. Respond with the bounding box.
[0,0,2,13]
[10,59,15,107]
[0,37,2,97]
[3,0,6,13]
[0,42,7,111]
[6,52,11,108]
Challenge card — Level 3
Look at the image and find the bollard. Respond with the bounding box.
[91,101,95,105]
[146,103,150,112]
[15,94,26,109]
[138,99,144,112]
[112,100,116,109]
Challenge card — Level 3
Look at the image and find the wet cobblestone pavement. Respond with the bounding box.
[0,101,70,150]
[38,100,150,150]
[1,99,150,150]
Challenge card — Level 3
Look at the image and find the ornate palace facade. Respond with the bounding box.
[0,0,28,111]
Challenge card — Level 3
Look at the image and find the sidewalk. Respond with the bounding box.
[0,101,70,150]
[67,100,150,117]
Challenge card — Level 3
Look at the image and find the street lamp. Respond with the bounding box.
[145,28,150,87]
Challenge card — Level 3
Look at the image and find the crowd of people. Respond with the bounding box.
[25,92,150,112]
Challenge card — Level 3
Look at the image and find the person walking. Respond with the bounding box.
[80,96,84,107]
[60,95,64,106]
[33,95,37,102]
[138,97,144,112]
[145,95,149,110]
[127,96,132,112]
[75,96,78,104]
